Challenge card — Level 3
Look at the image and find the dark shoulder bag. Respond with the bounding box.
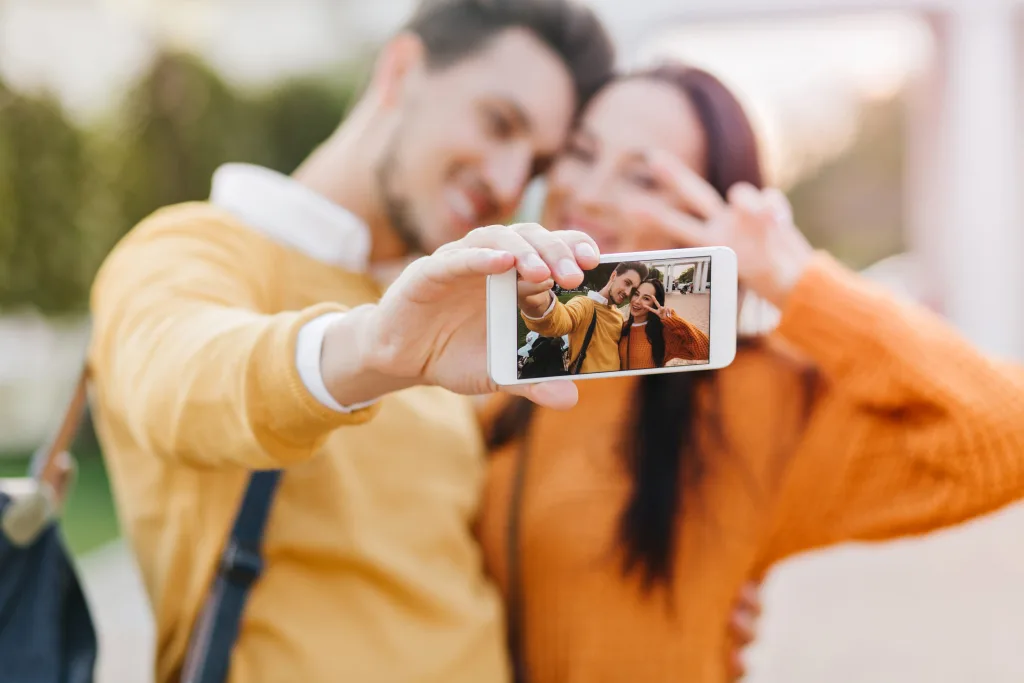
[179,468,282,683]
[0,368,98,683]
[0,362,282,683]
[567,308,599,376]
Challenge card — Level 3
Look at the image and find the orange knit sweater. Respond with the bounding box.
[619,314,711,370]
[478,252,1024,683]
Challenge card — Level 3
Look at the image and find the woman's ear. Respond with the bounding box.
[369,32,425,109]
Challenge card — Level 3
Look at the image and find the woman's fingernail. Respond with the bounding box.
[556,258,582,279]
[575,243,596,260]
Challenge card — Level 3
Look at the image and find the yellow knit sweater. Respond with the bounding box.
[522,293,625,375]
[88,203,506,683]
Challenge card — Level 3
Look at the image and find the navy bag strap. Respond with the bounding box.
[179,469,283,683]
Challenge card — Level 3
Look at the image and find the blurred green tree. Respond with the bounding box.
[254,75,357,175]
[0,81,96,314]
[99,51,268,233]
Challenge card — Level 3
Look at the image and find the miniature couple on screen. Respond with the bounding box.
[516,259,711,379]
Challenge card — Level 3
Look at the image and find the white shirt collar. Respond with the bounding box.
[209,163,371,272]
[587,290,609,305]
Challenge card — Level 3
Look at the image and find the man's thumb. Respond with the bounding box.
[502,379,578,410]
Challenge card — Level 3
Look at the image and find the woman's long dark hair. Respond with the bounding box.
[623,278,667,368]
[487,64,764,591]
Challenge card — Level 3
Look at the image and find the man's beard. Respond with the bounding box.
[375,136,426,255]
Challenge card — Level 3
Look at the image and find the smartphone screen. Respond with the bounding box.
[516,255,712,380]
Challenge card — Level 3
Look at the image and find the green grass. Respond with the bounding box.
[0,445,120,557]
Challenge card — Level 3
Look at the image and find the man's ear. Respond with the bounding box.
[369,32,425,108]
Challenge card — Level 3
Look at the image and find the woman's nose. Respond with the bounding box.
[574,167,616,208]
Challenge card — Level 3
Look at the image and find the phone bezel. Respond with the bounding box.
[487,245,738,385]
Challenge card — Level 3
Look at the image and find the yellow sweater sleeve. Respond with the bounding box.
[522,295,592,338]
[88,206,379,470]
[758,251,1024,567]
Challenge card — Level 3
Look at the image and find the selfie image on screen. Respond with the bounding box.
[516,257,712,379]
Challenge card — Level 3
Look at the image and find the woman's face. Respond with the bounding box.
[629,281,659,318]
[541,77,708,253]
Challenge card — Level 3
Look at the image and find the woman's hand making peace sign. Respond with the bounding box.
[625,150,815,309]
[642,299,674,321]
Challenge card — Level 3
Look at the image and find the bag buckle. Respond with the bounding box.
[219,541,263,587]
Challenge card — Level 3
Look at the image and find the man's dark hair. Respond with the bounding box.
[614,261,649,281]
[404,0,615,112]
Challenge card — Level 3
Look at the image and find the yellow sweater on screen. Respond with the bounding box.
[87,202,507,683]
[522,293,625,374]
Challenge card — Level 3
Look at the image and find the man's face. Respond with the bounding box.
[608,269,642,305]
[378,28,576,254]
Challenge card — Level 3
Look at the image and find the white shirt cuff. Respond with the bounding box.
[295,312,379,413]
[521,291,556,321]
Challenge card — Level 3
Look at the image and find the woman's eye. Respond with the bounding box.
[565,139,595,163]
[627,171,659,190]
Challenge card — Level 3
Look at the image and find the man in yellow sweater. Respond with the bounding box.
[86,2,614,682]
[519,261,648,374]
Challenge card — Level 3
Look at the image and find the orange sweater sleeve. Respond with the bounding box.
[757,251,1024,567]
[661,313,711,361]
[88,206,378,470]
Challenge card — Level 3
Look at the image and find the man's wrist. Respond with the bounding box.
[520,291,556,320]
[320,304,417,406]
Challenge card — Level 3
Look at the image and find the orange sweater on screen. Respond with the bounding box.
[478,252,1024,683]
[619,314,711,370]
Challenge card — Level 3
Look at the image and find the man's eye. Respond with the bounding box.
[486,110,514,139]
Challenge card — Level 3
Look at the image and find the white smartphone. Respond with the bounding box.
[487,246,738,385]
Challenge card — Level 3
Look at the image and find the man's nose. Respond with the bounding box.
[485,146,533,211]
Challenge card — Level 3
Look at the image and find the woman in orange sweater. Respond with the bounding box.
[619,277,711,370]
[477,63,1024,683]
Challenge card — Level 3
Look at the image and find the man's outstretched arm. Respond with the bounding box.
[89,212,393,470]
[519,289,590,339]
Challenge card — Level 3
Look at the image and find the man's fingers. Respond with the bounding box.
[518,278,555,298]
[549,228,601,270]
[456,225,557,283]
[646,149,726,219]
[501,380,579,410]
[456,224,598,290]
[416,248,515,288]
[511,223,599,288]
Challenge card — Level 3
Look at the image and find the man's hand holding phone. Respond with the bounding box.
[517,277,557,319]
[320,223,599,411]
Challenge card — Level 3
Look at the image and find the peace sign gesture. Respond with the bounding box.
[643,299,674,320]
[625,150,815,308]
